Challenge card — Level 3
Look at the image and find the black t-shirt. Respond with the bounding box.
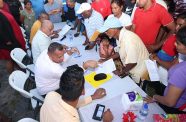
[65,6,76,21]
[76,0,87,4]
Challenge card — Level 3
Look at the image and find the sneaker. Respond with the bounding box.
[74,32,80,37]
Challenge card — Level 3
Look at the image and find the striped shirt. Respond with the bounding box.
[84,10,104,39]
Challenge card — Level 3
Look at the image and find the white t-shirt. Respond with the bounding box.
[108,12,132,27]
[32,30,52,64]
[35,50,68,95]
[84,10,104,39]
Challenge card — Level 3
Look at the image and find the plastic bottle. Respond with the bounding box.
[138,103,149,120]
[69,33,73,42]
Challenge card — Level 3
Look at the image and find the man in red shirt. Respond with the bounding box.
[131,0,175,53]
[91,0,112,19]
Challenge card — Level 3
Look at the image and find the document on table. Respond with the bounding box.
[145,59,160,81]
[95,59,116,74]
[59,24,71,37]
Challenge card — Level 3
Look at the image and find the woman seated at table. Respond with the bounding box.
[144,26,186,114]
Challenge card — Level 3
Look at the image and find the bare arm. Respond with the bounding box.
[122,63,137,72]
[154,85,183,107]
[165,21,176,37]
[157,58,178,70]
[73,18,80,29]
[147,22,175,53]
[146,39,166,53]
[113,63,137,76]
[150,54,179,70]
[48,8,61,15]
[125,25,132,30]
[130,24,135,32]
[20,15,24,24]
[110,52,120,60]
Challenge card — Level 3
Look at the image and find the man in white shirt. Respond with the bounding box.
[35,42,98,95]
[40,65,113,122]
[32,20,54,63]
[76,2,104,50]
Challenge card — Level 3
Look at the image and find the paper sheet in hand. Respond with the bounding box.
[95,59,116,74]
[59,24,71,37]
[145,59,160,81]
[85,72,112,88]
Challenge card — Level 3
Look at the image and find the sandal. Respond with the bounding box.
[85,43,95,50]
[83,40,89,46]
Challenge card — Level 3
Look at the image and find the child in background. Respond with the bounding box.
[157,34,177,61]
[20,0,35,38]
[99,33,115,60]
[157,13,186,61]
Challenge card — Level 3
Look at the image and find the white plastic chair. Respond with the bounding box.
[10,48,35,75]
[9,70,44,117]
[18,118,38,122]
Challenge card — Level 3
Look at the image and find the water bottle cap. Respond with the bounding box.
[143,103,148,110]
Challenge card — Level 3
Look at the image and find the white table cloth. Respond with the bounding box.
[53,22,165,122]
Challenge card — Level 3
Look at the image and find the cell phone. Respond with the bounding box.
[92,104,105,121]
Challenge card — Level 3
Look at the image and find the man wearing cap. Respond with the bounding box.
[76,2,104,50]
[99,17,149,84]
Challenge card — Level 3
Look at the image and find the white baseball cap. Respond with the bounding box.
[98,17,122,33]
[76,3,91,14]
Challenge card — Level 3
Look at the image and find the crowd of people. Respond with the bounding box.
[0,0,186,121]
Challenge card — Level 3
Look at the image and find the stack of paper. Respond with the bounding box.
[84,59,116,88]
[95,59,116,74]
[59,24,71,38]
[145,59,160,81]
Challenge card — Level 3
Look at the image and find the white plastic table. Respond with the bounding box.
[53,22,165,122]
